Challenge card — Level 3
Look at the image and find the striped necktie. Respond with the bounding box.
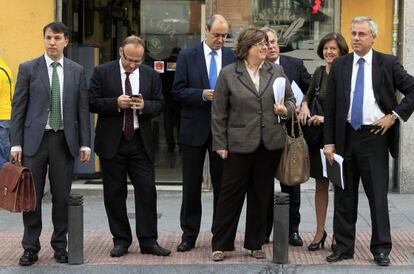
[50,62,62,131]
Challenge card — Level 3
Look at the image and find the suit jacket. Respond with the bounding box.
[172,43,237,146]
[212,60,296,153]
[89,60,164,161]
[10,55,90,157]
[279,55,311,94]
[324,50,414,157]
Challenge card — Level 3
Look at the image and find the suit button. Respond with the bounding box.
[258,111,262,114]
[261,123,265,127]
[257,98,261,101]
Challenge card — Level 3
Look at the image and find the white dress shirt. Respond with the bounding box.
[119,59,140,130]
[203,42,222,83]
[347,49,385,124]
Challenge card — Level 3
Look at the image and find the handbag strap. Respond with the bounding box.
[0,67,12,103]
[288,102,303,138]
[314,66,324,97]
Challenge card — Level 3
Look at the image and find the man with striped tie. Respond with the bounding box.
[10,22,91,266]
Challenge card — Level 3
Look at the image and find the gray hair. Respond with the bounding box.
[260,27,278,39]
[206,14,228,30]
[351,16,378,37]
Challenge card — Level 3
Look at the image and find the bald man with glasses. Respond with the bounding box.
[89,35,170,258]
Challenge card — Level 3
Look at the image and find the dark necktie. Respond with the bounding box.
[124,72,134,140]
[350,58,365,130]
[50,62,62,131]
[209,50,217,89]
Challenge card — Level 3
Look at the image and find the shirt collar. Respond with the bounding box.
[44,53,64,68]
[244,60,264,71]
[274,56,280,65]
[203,41,222,58]
[353,48,373,66]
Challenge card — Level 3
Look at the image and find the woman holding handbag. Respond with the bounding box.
[210,28,295,261]
[298,32,349,251]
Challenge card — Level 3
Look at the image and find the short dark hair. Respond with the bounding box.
[317,32,349,59]
[235,28,267,60]
[121,35,145,48]
[43,22,68,38]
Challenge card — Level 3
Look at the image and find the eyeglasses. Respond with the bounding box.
[253,40,268,48]
[122,49,143,65]
[211,32,228,39]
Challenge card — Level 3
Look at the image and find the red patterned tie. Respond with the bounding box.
[124,72,134,140]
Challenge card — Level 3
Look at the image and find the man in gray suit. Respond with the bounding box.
[10,22,91,266]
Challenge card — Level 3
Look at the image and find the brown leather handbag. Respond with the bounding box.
[276,111,310,186]
[0,162,36,212]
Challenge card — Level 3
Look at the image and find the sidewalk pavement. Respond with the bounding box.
[1,180,414,273]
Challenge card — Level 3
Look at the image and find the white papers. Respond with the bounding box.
[320,149,345,190]
[273,77,285,104]
[291,81,303,107]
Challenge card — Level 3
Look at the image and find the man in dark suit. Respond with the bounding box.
[172,14,237,252]
[324,17,414,266]
[89,35,170,257]
[10,22,91,266]
[262,27,311,246]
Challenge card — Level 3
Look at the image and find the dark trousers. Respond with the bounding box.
[100,131,158,249]
[163,101,180,152]
[179,136,222,243]
[22,131,74,253]
[212,145,282,251]
[334,124,391,256]
[266,184,301,239]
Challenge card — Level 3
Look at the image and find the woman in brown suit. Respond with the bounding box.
[210,28,295,261]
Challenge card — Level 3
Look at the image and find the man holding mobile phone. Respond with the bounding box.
[89,35,170,258]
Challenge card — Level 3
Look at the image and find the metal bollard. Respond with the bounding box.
[273,192,289,264]
[68,194,84,265]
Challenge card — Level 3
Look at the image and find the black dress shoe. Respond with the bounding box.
[289,232,303,246]
[374,252,390,266]
[54,249,68,263]
[19,250,38,266]
[110,245,128,257]
[177,240,195,252]
[141,242,171,256]
[326,250,354,262]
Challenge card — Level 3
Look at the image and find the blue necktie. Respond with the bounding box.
[209,50,217,89]
[350,58,365,130]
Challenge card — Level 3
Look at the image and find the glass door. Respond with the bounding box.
[141,0,205,184]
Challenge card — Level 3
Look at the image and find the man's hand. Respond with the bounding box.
[323,145,335,166]
[80,150,91,164]
[202,89,215,101]
[273,103,288,117]
[216,149,228,159]
[131,96,144,111]
[117,95,132,109]
[372,114,395,135]
[10,151,22,163]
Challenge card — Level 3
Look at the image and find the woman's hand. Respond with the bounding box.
[307,115,324,126]
[298,103,310,125]
[216,149,228,160]
[273,103,288,117]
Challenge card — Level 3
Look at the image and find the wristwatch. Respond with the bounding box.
[391,112,399,121]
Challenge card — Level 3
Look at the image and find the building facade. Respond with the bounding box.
[1,0,413,192]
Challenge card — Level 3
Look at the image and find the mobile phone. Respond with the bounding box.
[130,94,142,99]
